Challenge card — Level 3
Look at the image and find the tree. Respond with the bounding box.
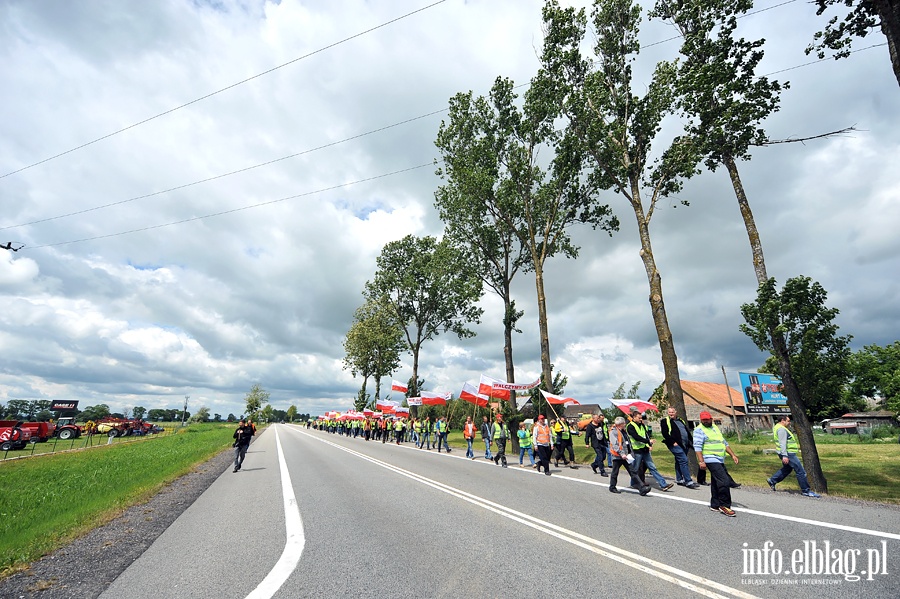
[213,413,222,422]
[343,296,405,406]
[364,235,483,397]
[132,406,147,420]
[190,406,211,423]
[244,384,270,419]
[741,276,853,492]
[846,341,900,413]
[227,413,237,423]
[80,404,111,422]
[539,0,700,420]
[434,82,532,388]
[807,0,900,88]
[261,405,275,423]
[286,405,298,422]
[612,381,642,400]
[438,77,618,395]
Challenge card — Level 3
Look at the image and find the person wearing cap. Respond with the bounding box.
[626,412,675,491]
[492,413,510,467]
[553,416,578,469]
[660,407,699,489]
[767,415,820,498]
[608,417,651,495]
[584,413,609,476]
[232,419,254,473]
[693,411,740,516]
[480,415,493,460]
[532,415,554,476]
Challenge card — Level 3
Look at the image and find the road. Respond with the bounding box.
[100,424,900,599]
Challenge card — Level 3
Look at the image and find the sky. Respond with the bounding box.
[1,0,898,420]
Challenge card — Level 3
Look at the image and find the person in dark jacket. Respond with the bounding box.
[626,413,674,491]
[660,407,700,489]
[233,419,254,472]
[584,413,608,476]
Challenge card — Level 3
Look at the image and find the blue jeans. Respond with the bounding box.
[591,446,607,472]
[669,444,693,484]
[519,445,535,466]
[465,438,474,458]
[633,449,668,488]
[483,438,493,459]
[438,432,450,452]
[770,453,810,492]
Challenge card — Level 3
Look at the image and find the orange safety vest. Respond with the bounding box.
[534,423,551,445]
[464,422,476,439]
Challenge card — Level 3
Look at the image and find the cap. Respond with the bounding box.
[537,415,545,420]
[699,411,712,419]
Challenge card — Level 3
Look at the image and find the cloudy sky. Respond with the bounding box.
[1,0,897,420]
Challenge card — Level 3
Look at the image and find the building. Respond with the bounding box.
[663,380,770,431]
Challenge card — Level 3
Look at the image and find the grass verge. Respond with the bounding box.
[0,423,234,577]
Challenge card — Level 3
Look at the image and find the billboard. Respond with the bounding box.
[738,373,790,415]
[50,400,79,412]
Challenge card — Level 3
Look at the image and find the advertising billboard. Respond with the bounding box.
[738,373,790,415]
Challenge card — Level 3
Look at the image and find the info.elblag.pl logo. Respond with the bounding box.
[741,540,889,585]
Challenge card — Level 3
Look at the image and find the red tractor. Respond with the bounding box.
[0,421,33,451]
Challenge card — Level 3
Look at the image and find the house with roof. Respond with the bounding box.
[662,380,771,431]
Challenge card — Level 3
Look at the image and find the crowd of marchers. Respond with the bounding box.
[303,407,818,517]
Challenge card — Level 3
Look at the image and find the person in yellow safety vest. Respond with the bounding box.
[517,422,535,467]
[463,416,477,459]
[413,418,422,447]
[492,413,510,467]
[693,411,740,517]
[393,418,404,444]
[552,417,577,469]
[532,415,554,476]
[434,417,451,453]
[420,417,432,450]
[767,415,820,497]
[626,413,674,492]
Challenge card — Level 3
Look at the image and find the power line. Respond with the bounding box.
[763,42,887,76]
[0,109,447,232]
[0,0,449,181]
[26,162,435,249]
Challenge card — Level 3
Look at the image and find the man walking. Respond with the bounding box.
[232,419,254,473]
[480,415,493,461]
[693,411,740,516]
[626,413,674,491]
[767,415,821,498]
[463,416,477,459]
[532,415,553,476]
[492,413,510,468]
[608,417,650,495]
[584,413,608,476]
[660,407,699,489]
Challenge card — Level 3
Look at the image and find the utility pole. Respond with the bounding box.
[181,395,189,427]
[721,367,742,442]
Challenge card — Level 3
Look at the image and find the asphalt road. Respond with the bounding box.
[99,424,900,599]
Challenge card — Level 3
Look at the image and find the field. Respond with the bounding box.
[0,423,235,577]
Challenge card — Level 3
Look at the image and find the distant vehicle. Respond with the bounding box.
[0,421,33,451]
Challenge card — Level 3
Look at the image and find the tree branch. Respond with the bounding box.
[758,125,859,146]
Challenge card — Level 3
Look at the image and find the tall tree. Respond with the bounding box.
[808,0,900,88]
[438,77,618,393]
[365,235,484,397]
[286,405,298,422]
[846,341,900,413]
[244,384,269,420]
[132,406,147,420]
[539,0,700,420]
[434,83,531,389]
[189,406,210,423]
[741,276,852,491]
[343,296,405,407]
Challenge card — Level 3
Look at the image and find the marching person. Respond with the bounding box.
[463,416,477,459]
[232,419,254,473]
[693,411,740,517]
[767,415,821,498]
[626,413,674,491]
[492,413,510,467]
[532,415,554,476]
[518,422,535,467]
[553,417,577,469]
[608,417,650,495]
[660,407,699,488]
[480,415,493,461]
[584,413,609,476]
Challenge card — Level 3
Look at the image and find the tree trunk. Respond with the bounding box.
[873,0,900,88]
[725,154,827,493]
[533,259,554,393]
[502,286,517,410]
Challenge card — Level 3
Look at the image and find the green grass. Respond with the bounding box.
[1,424,180,459]
[446,429,900,504]
[0,423,235,577]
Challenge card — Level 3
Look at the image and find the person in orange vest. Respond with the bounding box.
[463,416,477,459]
[532,415,554,476]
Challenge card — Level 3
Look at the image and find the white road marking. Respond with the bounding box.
[293,428,759,599]
[245,425,305,599]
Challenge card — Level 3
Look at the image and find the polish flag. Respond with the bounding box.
[478,374,511,401]
[609,399,659,414]
[460,382,490,407]
[421,391,450,406]
[376,400,399,414]
[362,409,375,417]
[406,397,423,406]
[539,389,580,405]
[391,380,408,393]
[394,406,410,416]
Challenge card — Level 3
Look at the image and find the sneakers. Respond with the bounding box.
[686,482,700,489]
[609,488,621,493]
[718,506,736,517]
[767,478,776,492]
[639,485,651,496]
[661,482,675,492]
[801,490,821,498]
[709,506,719,512]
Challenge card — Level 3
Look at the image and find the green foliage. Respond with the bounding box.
[741,276,853,420]
[79,404,111,422]
[189,406,210,423]
[286,405,298,422]
[132,406,147,420]
[847,341,900,413]
[244,384,270,419]
[343,296,405,403]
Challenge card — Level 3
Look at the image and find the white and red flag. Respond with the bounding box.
[391,379,408,393]
[362,409,375,417]
[609,399,659,414]
[394,406,410,416]
[539,389,580,406]
[421,391,450,406]
[376,399,399,414]
[460,382,490,407]
[406,397,423,406]
[478,374,511,401]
